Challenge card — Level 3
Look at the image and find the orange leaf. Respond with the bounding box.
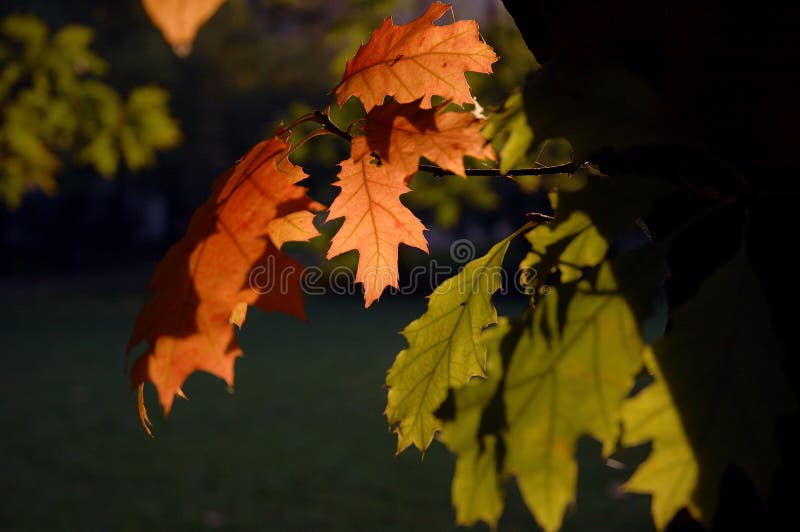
[334,1,497,111]
[266,210,319,249]
[326,157,428,307]
[352,99,496,177]
[128,136,320,413]
[142,0,226,57]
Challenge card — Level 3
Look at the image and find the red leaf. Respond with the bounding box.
[352,99,496,178]
[334,2,497,111]
[128,136,321,413]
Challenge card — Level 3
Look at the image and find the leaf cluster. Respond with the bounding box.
[0,14,181,208]
[129,2,799,531]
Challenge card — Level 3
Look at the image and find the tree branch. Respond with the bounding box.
[310,110,575,177]
[418,162,575,177]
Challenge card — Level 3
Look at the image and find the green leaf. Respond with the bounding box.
[440,253,658,531]
[385,226,525,453]
[439,321,508,526]
[1,15,48,53]
[484,90,533,173]
[119,125,152,170]
[79,132,119,177]
[124,86,182,150]
[622,350,700,530]
[483,90,573,183]
[502,261,646,531]
[441,244,668,530]
[52,25,94,50]
[0,15,181,208]
[519,165,671,291]
[622,250,797,529]
[521,209,607,283]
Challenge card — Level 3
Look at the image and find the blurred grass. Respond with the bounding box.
[0,285,653,531]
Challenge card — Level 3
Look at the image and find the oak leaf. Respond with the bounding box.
[326,156,427,307]
[438,329,507,526]
[385,228,521,452]
[352,99,495,178]
[128,135,321,413]
[142,0,225,56]
[622,352,700,530]
[334,1,497,111]
[440,251,664,531]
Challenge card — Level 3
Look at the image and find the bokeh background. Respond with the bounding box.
[0,1,654,529]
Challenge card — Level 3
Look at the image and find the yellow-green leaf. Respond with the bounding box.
[385,226,526,453]
[483,90,533,174]
[622,349,700,530]
[439,321,508,526]
[503,261,645,531]
[440,254,655,531]
[521,209,607,283]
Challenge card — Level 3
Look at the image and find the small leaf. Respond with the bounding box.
[78,132,119,177]
[622,350,700,530]
[483,90,533,174]
[142,0,226,56]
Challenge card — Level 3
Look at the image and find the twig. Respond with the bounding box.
[309,109,575,177]
[313,110,352,142]
[418,163,575,177]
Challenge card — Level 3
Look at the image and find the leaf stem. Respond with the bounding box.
[281,112,320,133]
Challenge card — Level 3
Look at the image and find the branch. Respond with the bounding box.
[418,162,575,177]
[310,110,575,177]
[313,110,352,142]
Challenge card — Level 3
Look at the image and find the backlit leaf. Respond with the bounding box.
[128,135,321,413]
[334,2,497,111]
[502,263,645,531]
[386,227,524,452]
[439,323,508,525]
[440,249,664,530]
[482,90,533,174]
[520,209,607,284]
[622,350,700,530]
[325,156,428,307]
[142,0,226,56]
[352,99,495,178]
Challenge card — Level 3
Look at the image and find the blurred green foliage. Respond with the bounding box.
[0,14,181,208]
[406,172,499,229]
